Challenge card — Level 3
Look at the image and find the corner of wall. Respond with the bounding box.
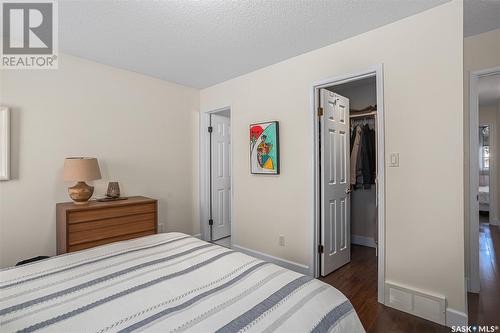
[446,308,468,328]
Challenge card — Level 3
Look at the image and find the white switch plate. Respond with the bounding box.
[389,153,399,167]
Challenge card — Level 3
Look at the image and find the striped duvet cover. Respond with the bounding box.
[0,233,364,333]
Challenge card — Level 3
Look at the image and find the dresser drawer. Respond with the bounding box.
[67,202,156,224]
[68,218,155,246]
[68,213,155,233]
[57,196,158,254]
[68,230,156,252]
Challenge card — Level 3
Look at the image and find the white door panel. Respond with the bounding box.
[320,89,351,276]
[211,114,231,240]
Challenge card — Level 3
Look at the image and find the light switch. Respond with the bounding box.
[389,153,399,167]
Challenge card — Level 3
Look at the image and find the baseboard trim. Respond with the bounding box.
[232,244,309,275]
[351,235,376,248]
[192,233,201,239]
[446,308,468,327]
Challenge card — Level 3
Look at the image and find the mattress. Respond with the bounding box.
[479,186,490,205]
[0,233,364,333]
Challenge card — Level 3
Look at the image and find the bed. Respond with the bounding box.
[479,185,490,212]
[0,233,364,333]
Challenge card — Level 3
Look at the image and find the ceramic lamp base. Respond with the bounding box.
[68,181,94,204]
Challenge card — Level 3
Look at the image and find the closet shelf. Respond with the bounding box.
[350,111,377,118]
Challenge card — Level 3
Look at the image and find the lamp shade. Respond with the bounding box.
[63,157,101,181]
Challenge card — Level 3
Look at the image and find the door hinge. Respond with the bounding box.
[318,244,324,254]
[208,126,213,133]
[208,219,213,226]
[318,107,324,117]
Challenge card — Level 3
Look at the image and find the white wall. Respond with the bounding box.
[200,1,465,312]
[0,54,200,268]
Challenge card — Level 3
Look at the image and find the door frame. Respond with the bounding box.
[468,66,500,293]
[199,106,233,243]
[310,65,386,304]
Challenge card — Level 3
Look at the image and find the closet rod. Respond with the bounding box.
[350,111,377,119]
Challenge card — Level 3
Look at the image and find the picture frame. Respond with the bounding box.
[0,106,10,181]
[250,121,280,175]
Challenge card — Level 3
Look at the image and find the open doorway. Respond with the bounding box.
[318,76,378,277]
[200,107,232,248]
[467,68,500,325]
[478,124,491,221]
[310,66,386,311]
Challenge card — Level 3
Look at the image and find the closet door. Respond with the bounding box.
[320,89,351,276]
[211,114,231,241]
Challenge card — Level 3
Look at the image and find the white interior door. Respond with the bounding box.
[320,89,351,276]
[211,114,231,241]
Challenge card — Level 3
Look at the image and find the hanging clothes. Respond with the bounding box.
[350,120,376,189]
[369,125,376,183]
[350,126,362,185]
[357,126,369,187]
[362,124,376,187]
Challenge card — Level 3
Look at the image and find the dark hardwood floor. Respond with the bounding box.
[320,245,450,333]
[467,222,500,326]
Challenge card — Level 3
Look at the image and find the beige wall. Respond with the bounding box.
[479,105,498,123]
[201,2,465,312]
[463,28,500,285]
[0,54,200,268]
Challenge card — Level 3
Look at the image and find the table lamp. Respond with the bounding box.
[63,157,101,204]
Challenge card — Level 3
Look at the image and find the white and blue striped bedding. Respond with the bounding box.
[0,233,364,333]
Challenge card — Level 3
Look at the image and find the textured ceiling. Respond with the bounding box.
[59,1,498,89]
[479,74,500,107]
[464,0,500,37]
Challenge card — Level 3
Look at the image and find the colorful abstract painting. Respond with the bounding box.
[250,121,279,174]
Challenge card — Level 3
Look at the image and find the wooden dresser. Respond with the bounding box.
[56,196,158,254]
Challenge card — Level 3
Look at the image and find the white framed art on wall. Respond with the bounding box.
[0,106,10,180]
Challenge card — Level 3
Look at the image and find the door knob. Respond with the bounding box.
[345,188,352,194]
